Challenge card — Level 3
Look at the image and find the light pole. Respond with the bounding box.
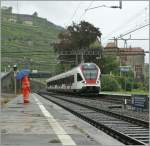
[8,65,11,71]
[13,64,17,95]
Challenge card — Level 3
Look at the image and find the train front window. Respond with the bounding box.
[83,69,97,79]
[82,63,96,70]
[82,64,98,79]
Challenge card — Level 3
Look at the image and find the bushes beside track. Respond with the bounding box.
[101,75,121,91]
[101,74,148,92]
[115,76,133,91]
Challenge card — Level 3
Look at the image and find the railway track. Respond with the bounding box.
[97,94,131,104]
[41,91,132,104]
[38,92,149,145]
[39,91,149,122]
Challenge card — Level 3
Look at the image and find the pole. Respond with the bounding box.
[124,98,127,109]
[125,72,126,91]
[14,71,16,95]
[13,65,17,95]
[75,52,78,65]
[132,72,134,91]
[81,49,84,63]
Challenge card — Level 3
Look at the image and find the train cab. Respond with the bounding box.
[76,63,101,93]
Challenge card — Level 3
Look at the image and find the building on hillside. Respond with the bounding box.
[2,7,34,25]
[104,42,145,81]
[15,14,33,25]
[2,6,12,14]
[23,20,33,25]
[2,6,13,22]
[2,7,54,27]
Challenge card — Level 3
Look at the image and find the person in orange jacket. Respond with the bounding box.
[22,75,30,103]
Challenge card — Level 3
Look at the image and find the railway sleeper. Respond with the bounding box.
[128,134,149,137]
[124,131,149,134]
[56,95,148,128]
[40,94,147,145]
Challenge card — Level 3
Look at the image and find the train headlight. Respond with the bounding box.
[82,81,86,84]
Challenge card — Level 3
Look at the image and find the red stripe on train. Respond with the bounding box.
[85,79,96,84]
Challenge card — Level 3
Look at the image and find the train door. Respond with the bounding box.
[71,74,77,91]
[76,73,84,90]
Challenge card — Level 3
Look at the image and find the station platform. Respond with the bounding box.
[100,91,131,96]
[1,93,124,146]
[100,91,148,96]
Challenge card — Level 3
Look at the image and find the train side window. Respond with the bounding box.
[77,73,83,81]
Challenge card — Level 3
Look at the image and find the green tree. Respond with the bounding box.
[99,56,120,74]
[53,31,73,52]
[144,76,149,91]
[67,21,102,49]
[144,63,149,91]
[53,21,102,52]
[53,21,102,68]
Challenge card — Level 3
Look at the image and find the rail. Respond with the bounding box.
[38,92,149,145]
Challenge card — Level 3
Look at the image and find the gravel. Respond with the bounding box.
[56,95,149,122]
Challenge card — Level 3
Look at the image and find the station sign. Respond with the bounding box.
[119,66,131,72]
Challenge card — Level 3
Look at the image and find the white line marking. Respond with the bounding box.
[32,94,76,145]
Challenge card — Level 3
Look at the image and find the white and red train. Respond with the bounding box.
[46,63,101,94]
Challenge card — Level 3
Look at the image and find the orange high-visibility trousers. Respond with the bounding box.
[22,87,30,103]
[22,76,30,103]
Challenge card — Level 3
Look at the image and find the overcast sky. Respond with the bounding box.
[2,0,149,63]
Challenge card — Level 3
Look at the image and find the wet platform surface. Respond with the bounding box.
[0,93,124,146]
